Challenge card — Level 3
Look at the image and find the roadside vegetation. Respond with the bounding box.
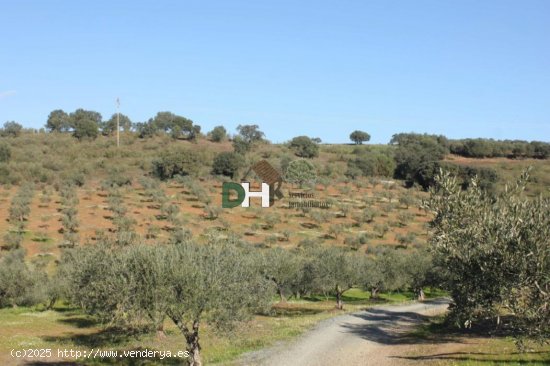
[0,116,548,364]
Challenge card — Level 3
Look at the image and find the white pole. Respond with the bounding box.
[116,97,120,148]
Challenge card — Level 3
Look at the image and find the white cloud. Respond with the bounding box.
[0,90,16,99]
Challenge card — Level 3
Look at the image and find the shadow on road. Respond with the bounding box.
[340,299,458,345]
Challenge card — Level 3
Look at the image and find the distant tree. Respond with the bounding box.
[314,246,363,309]
[391,133,447,187]
[46,109,71,132]
[363,248,409,298]
[232,136,251,155]
[70,109,101,140]
[135,121,158,138]
[189,125,201,141]
[236,124,265,144]
[208,126,227,142]
[285,159,317,187]
[1,121,23,137]
[350,130,371,145]
[289,136,319,158]
[102,113,132,136]
[212,152,244,178]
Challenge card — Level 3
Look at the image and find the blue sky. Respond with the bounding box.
[1,0,549,143]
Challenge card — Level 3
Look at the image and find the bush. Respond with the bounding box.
[346,151,395,177]
[208,126,227,142]
[392,133,447,187]
[0,250,46,307]
[1,121,23,137]
[0,142,11,162]
[212,152,245,178]
[289,136,319,158]
[152,148,205,179]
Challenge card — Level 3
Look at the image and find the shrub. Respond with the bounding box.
[203,205,221,220]
[0,250,46,307]
[289,136,319,158]
[373,223,389,238]
[212,152,245,178]
[208,126,227,142]
[152,148,205,179]
[0,142,11,162]
[1,121,23,137]
[346,151,396,178]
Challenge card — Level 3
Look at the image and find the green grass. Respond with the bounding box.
[0,288,438,365]
[405,316,550,366]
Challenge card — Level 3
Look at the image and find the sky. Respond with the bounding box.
[1,0,549,143]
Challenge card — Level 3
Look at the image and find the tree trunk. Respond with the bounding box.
[189,342,202,366]
[46,295,57,310]
[371,287,379,299]
[186,320,202,366]
[417,288,425,301]
[156,323,166,339]
[167,314,202,366]
[335,287,344,310]
[277,286,287,303]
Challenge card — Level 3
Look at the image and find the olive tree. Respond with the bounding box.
[313,246,363,309]
[0,250,46,308]
[63,239,273,366]
[425,169,550,344]
[261,247,302,302]
[285,159,317,188]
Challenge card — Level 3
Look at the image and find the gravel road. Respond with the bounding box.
[237,298,450,366]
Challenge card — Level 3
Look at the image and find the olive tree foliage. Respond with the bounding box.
[0,250,46,308]
[62,238,274,366]
[261,247,303,302]
[284,159,317,188]
[425,169,550,345]
[59,183,80,248]
[312,246,363,309]
[350,130,371,145]
[363,247,435,300]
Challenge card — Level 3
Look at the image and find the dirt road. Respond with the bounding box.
[237,299,450,366]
